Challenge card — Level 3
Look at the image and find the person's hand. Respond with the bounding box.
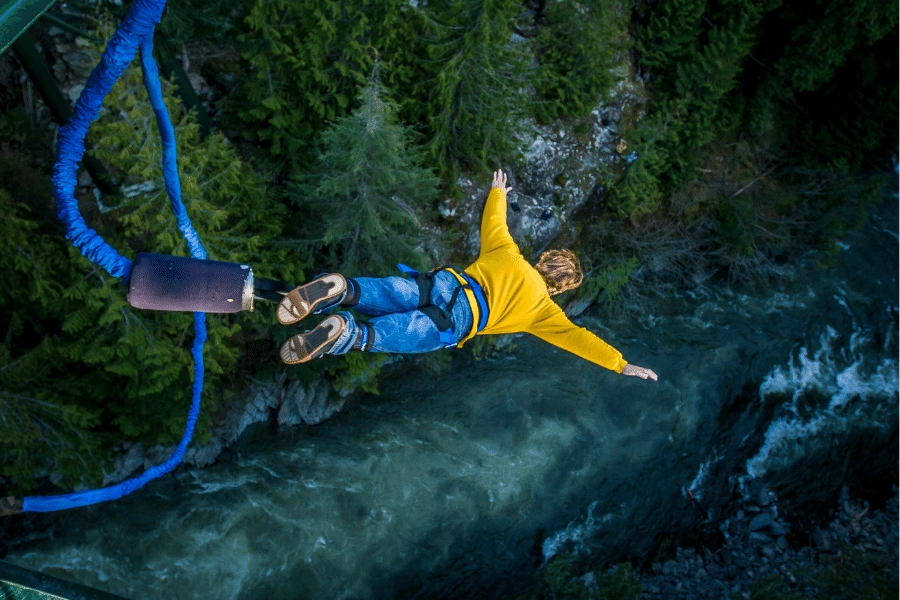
[622,364,658,381]
[491,169,512,194]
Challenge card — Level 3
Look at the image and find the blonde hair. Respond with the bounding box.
[534,249,583,296]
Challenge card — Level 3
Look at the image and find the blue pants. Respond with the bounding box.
[326,271,474,355]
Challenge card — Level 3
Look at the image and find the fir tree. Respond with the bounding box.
[79,42,305,445]
[234,0,409,173]
[412,0,532,179]
[2,28,306,490]
[291,66,439,276]
[534,0,629,122]
[0,190,103,492]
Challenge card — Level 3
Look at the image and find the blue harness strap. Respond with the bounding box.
[22,0,207,513]
[396,263,488,346]
[457,271,489,333]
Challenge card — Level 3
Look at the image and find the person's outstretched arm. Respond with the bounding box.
[481,169,516,254]
[531,307,658,381]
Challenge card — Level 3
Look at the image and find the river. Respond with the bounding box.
[4,196,897,599]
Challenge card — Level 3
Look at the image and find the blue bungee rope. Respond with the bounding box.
[22,0,206,512]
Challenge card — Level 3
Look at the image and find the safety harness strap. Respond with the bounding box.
[396,263,486,346]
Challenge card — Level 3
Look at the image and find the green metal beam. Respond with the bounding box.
[0,0,58,55]
[0,560,131,600]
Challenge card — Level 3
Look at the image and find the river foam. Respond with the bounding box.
[747,318,898,479]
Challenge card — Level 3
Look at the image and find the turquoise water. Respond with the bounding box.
[5,199,897,599]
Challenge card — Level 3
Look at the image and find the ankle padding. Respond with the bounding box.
[341,278,360,307]
[352,322,375,352]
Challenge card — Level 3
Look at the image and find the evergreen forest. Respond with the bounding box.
[0,0,896,493]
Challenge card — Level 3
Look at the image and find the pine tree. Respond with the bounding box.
[412,0,532,179]
[291,66,439,276]
[534,0,630,122]
[0,27,309,491]
[638,0,707,83]
[233,0,409,174]
[77,44,306,445]
[0,189,104,492]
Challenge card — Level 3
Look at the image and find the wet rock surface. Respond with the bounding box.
[439,69,646,261]
[99,371,345,484]
[635,483,898,599]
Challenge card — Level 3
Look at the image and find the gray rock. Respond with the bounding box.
[61,50,95,78]
[279,379,345,426]
[563,295,593,318]
[749,512,775,531]
[749,532,774,544]
[811,528,831,551]
[769,521,790,536]
[143,444,171,469]
[184,436,224,468]
[102,442,146,485]
[662,560,678,576]
[642,583,660,594]
[580,572,597,592]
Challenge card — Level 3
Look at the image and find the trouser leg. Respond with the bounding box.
[351,276,421,316]
[326,272,474,356]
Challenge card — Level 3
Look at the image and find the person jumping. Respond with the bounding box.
[276,169,658,382]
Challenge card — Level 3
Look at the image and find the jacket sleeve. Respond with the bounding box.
[529,304,628,373]
[480,188,516,254]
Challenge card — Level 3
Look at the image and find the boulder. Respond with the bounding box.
[102,442,146,486]
[279,379,345,426]
[749,512,775,531]
[749,532,773,544]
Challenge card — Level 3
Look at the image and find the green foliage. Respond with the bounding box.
[513,554,642,600]
[158,0,244,46]
[581,257,641,309]
[469,334,518,361]
[742,543,894,600]
[1,28,305,490]
[638,0,706,77]
[291,69,439,275]
[81,41,304,442]
[534,0,629,122]
[594,0,897,282]
[0,192,104,491]
[767,0,896,95]
[616,0,766,214]
[412,0,532,179]
[233,0,408,172]
[328,351,389,396]
[0,109,55,221]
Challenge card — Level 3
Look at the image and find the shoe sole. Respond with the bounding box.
[277,274,346,325]
[280,315,346,364]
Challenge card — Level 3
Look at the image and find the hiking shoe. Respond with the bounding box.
[277,274,347,325]
[280,315,347,364]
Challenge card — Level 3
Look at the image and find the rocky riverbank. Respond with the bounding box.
[98,370,341,483]
[600,482,898,600]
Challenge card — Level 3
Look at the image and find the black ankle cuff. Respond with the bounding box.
[341,278,360,307]
[352,323,375,351]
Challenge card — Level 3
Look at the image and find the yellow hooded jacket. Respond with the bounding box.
[448,188,627,373]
